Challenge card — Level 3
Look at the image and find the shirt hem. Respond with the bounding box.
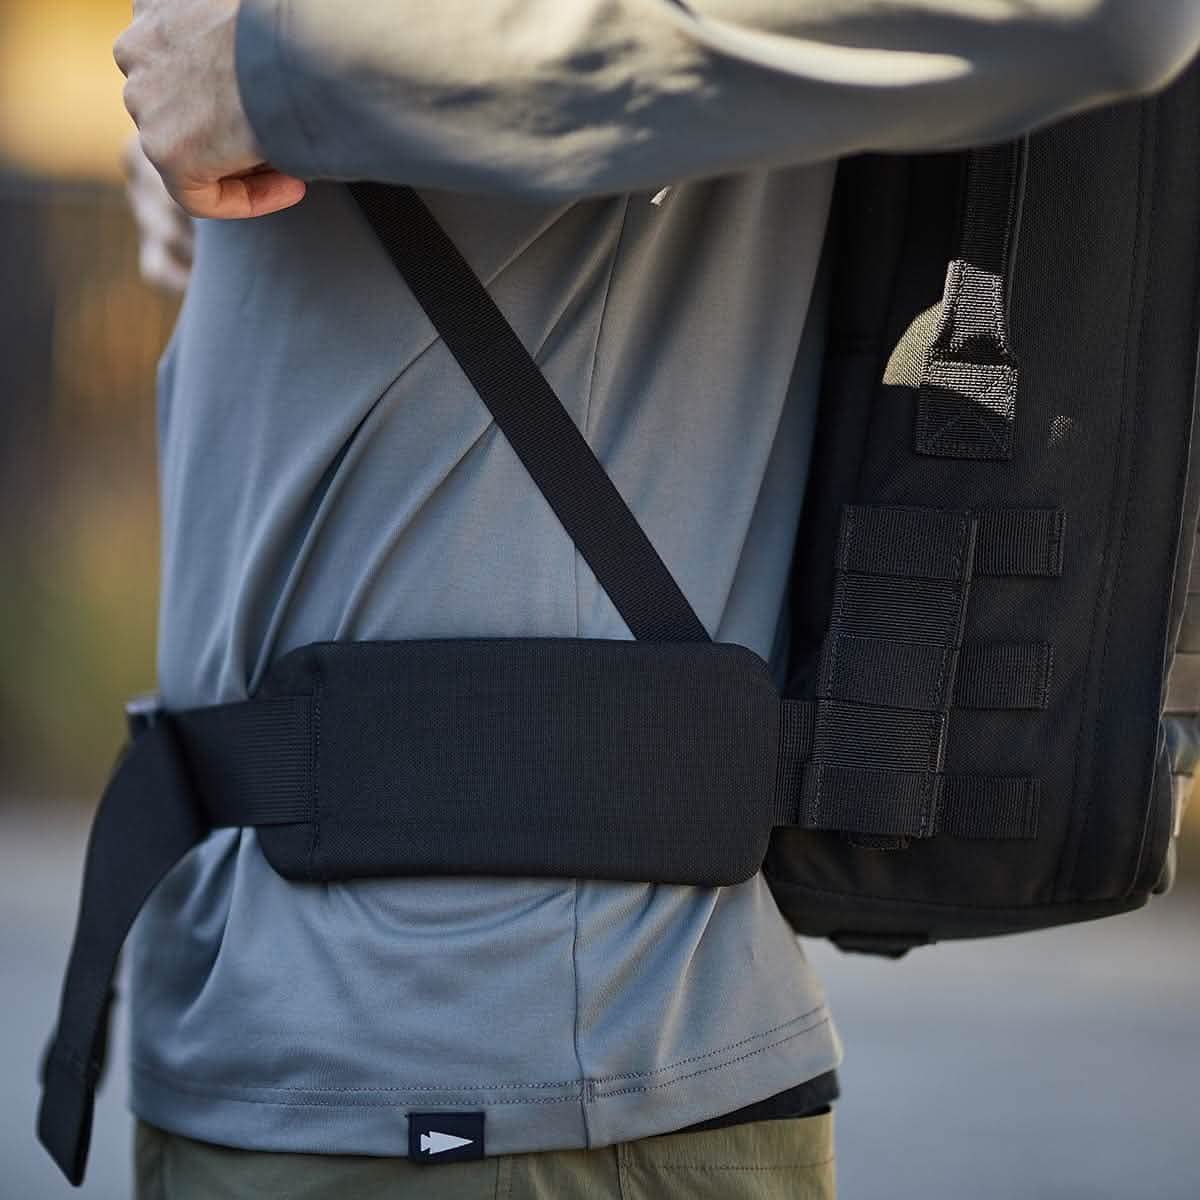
[128,1006,840,1158]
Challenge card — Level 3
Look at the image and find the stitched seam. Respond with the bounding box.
[1064,103,1152,897]
[594,1006,825,1084]
[840,508,857,573]
[1127,117,1180,896]
[595,1017,831,1099]
[774,874,1138,913]
[130,1060,580,1094]
[1039,643,1055,710]
[131,1005,830,1106]
[131,1064,584,1108]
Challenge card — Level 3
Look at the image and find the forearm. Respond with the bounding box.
[236,0,1200,201]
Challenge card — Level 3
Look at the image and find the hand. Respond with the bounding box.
[114,0,306,220]
[123,134,194,293]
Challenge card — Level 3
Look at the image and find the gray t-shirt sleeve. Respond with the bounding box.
[234,0,1200,200]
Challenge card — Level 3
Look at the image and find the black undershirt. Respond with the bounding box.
[663,1069,840,1137]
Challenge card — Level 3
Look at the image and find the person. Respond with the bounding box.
[113,3,1200,1197]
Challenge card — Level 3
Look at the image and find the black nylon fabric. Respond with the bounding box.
[800,502,1039,842]
[837,504,971,579]
[37,720,206,1185]
[773,697,815,824]
[768,59,1200,944]
[954,642,1053,710]
[823,637,1050,711]
[250,638,784,885]
[799,764,1037,840]
[974,508,1065,578]
[915,141,1027,460]
[173,696,313,826]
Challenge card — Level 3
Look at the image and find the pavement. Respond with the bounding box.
[2,801,1198,1200]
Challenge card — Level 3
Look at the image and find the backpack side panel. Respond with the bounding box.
[767,61,1200,946]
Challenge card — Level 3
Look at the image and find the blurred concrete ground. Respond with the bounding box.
[2,801,1197,1200]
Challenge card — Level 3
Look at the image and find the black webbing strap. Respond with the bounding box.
[954,642,1053,710]
[800,505,1041,843]
[915,140,1028,460]
[821,637,1052,711]
[173,696,314,826]
[38,719,205,1186]
[774,698,815,824]
[975,508,1065,577]
[348,182,709,645]
[800,765,1039,840]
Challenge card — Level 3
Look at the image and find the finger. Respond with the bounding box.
[174,170,306,220]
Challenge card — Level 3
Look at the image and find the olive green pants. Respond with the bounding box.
[135,1113,835,1199]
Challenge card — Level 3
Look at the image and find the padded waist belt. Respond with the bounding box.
[175,637,803,885]
[38,628,1044,1183]
[37,637,800,1184]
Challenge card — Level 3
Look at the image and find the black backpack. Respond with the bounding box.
[38,58,1200,1186]
[766,61,1200,954]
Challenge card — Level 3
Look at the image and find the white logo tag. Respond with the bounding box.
[420,1131,475,1155]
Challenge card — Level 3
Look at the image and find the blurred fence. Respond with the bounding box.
[0,173,174,799]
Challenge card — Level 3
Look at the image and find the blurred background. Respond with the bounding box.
[0,0,172,802]
[0,3,1196,1198]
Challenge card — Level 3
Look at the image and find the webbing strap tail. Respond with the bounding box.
[37,720,206,1186]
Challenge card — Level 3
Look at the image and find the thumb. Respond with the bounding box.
[175,167,307,220]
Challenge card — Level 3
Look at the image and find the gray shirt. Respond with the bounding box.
[128,0,1198,1158]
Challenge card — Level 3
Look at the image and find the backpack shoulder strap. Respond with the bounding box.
[348,181,710,645]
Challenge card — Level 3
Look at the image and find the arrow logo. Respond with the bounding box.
[420,1131,475,1155]
[409,1111,484,1163]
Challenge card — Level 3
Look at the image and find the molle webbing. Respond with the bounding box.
[798,505,1045,846]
